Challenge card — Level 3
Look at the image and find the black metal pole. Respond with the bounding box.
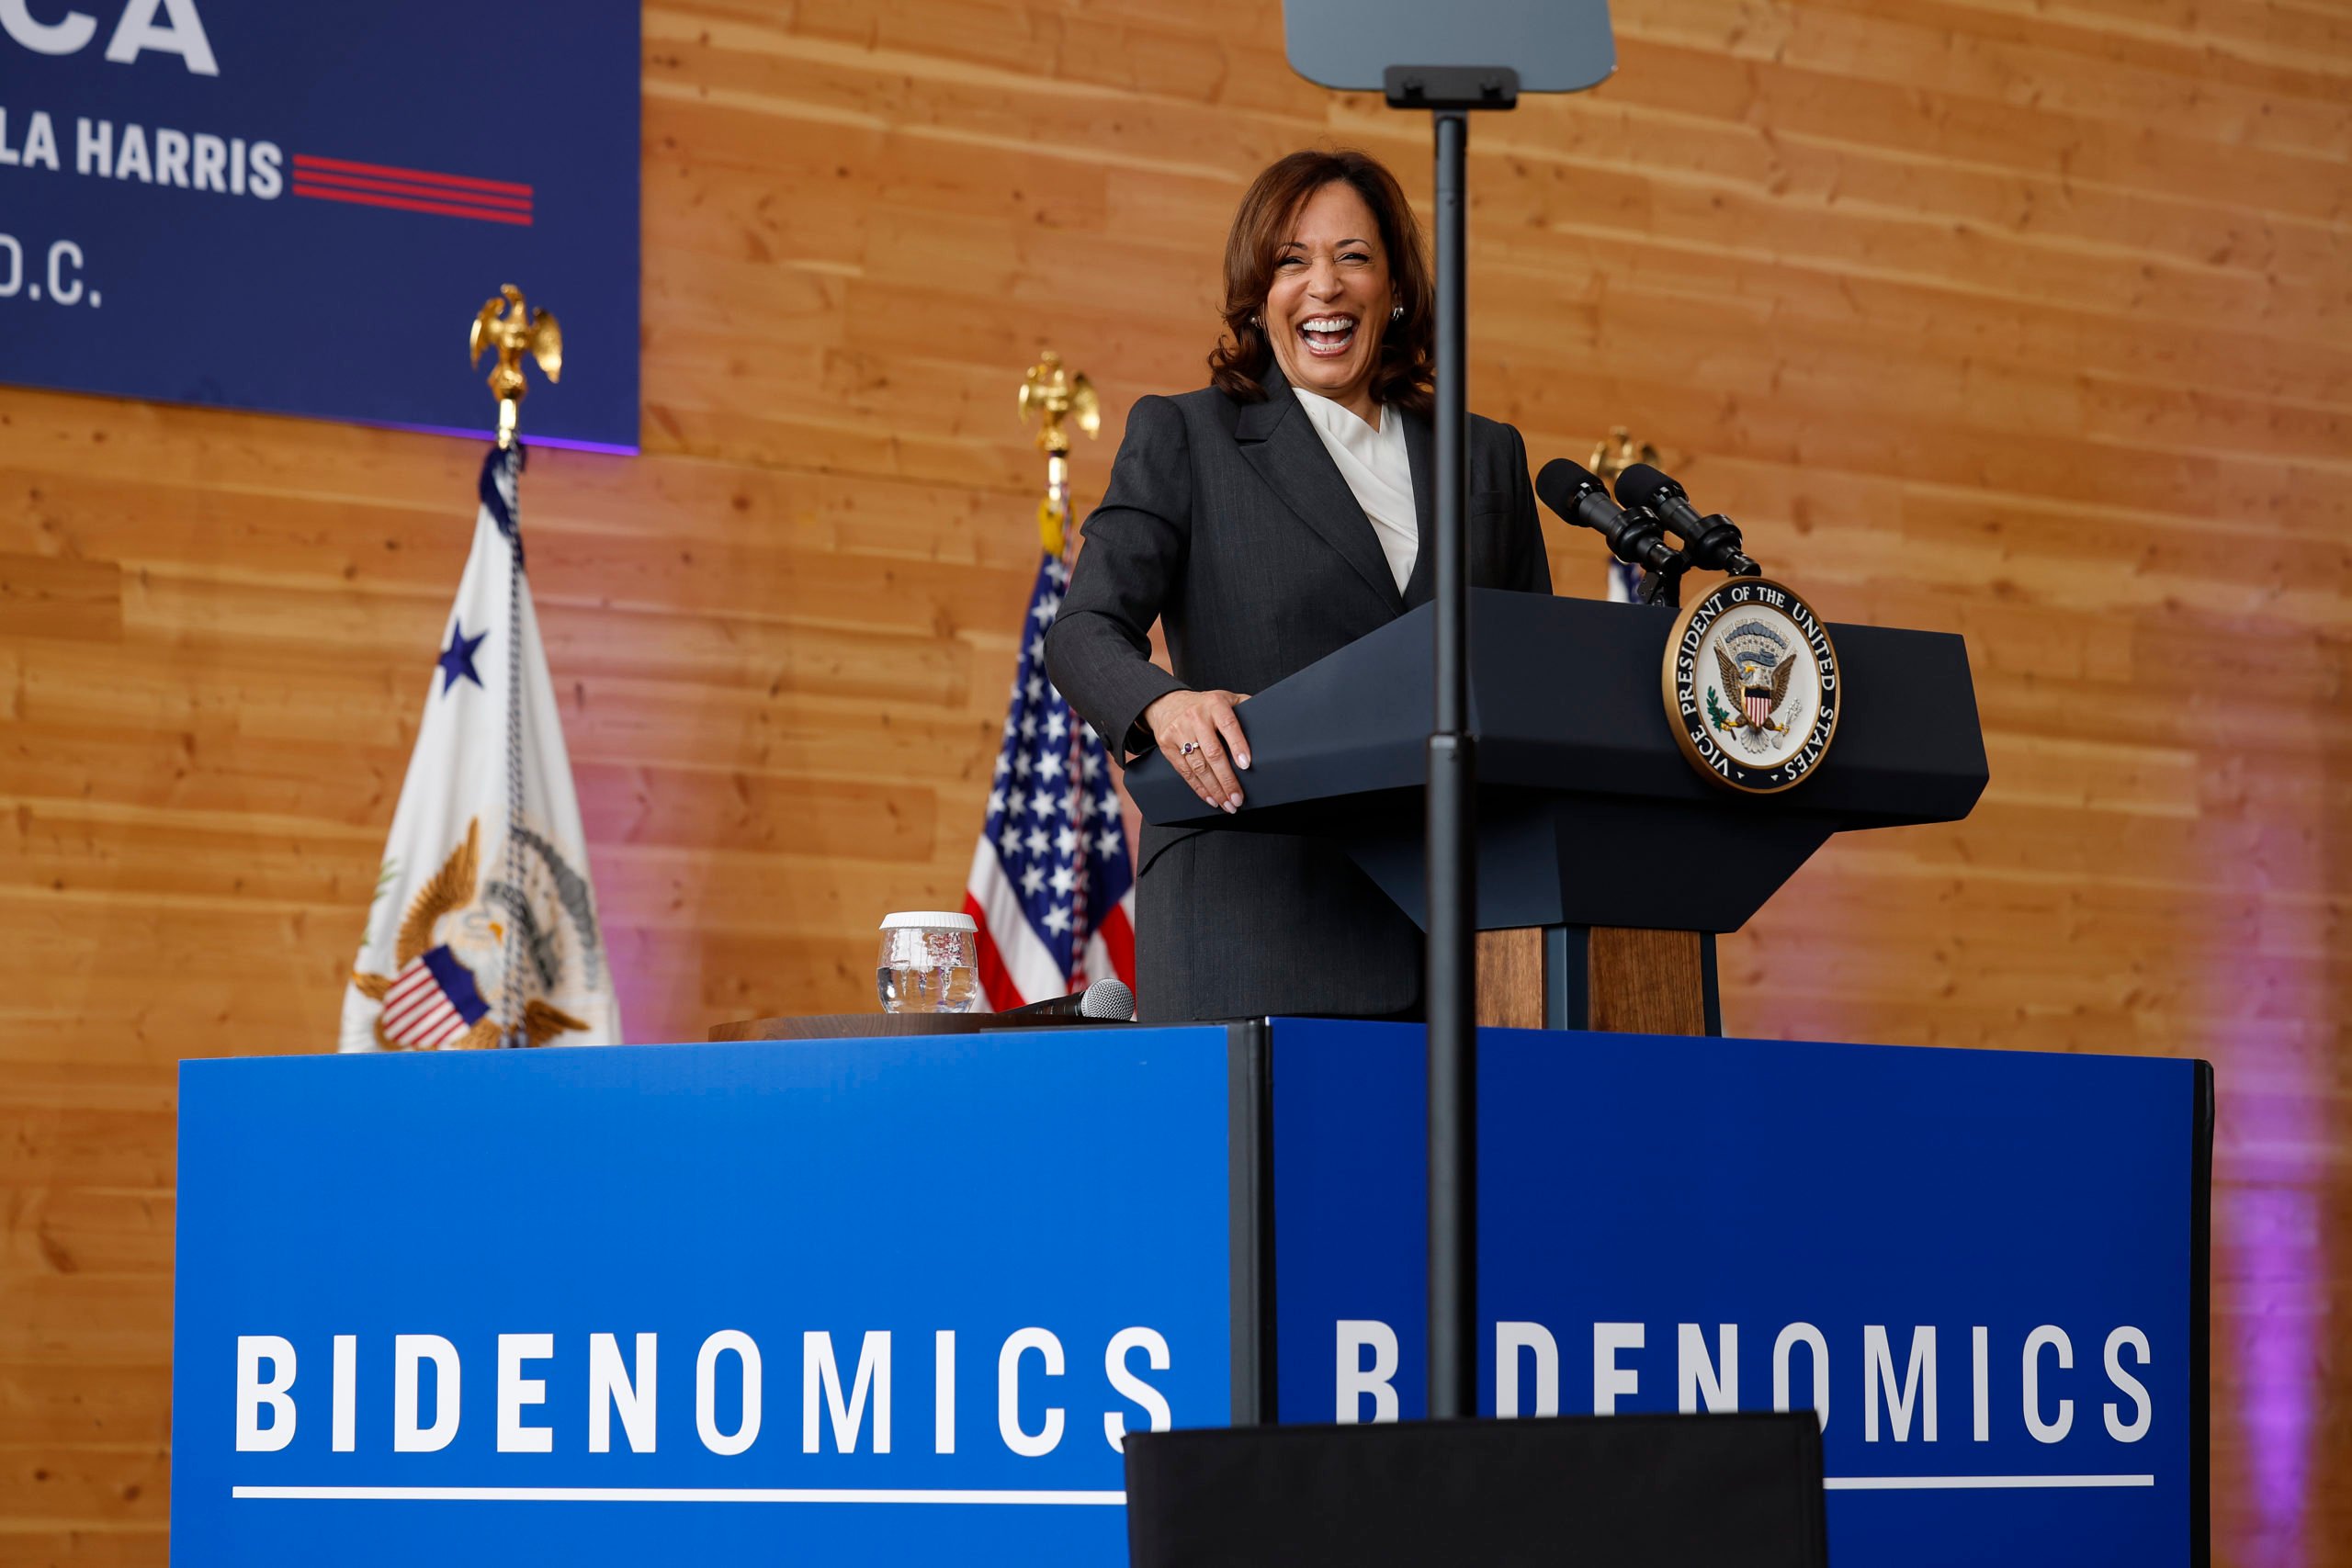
[1425,105,1477,1423]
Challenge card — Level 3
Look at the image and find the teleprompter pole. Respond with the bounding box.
[1387,65,1516,1423]
[1426,105,1476,1425]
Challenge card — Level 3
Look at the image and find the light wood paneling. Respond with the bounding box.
[2,1,2346,1562]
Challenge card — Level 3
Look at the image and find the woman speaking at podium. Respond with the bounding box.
[1046,149,1552,1023]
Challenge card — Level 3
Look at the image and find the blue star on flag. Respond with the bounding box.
[437,620,489,697]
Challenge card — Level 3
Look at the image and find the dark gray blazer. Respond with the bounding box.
[1044,368,1552,1022]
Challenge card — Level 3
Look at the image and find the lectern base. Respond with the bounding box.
[1476,926,1722,1034]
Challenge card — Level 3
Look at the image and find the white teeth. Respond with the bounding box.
[1302,316,1355,332]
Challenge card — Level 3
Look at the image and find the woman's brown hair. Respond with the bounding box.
[1208,149,1435,415]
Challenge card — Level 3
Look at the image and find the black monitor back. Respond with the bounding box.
[1281,0,1616,94]
[1125,1413,1828,1568]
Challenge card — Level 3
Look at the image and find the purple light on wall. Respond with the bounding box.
[2220,1071,2322,1567]
[387,419,639,457]
[2205,775,2328,1568]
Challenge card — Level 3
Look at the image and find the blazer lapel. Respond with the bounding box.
[1400,407,1435,610]
[1235,371,1405,614]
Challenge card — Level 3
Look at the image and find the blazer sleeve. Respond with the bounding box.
[1044,394,1192,761]
[1503,421,1554,595]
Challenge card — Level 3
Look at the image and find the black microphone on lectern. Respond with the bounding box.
[1611,464,1760,578]
[994,976,1135,1022]
[1535,458,1684,580]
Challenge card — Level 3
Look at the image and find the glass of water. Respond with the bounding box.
[875,911,981,1014]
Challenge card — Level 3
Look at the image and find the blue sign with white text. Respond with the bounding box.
[1272,1021,2204,1568]
[175,1021,2202,1565]
[0,0,638,449]
[171,1031,1234,1564]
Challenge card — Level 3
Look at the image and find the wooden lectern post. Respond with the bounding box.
[1475,926,1719,1035]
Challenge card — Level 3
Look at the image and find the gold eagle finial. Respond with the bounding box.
[1018,350,1099,556]
[1588,426,1659,488]
[1018,349,1099,457]
[469,284,563,448]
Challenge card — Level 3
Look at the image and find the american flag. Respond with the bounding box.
[962,550,1136,1010]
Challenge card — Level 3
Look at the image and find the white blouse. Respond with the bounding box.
[1292,386,1418,594]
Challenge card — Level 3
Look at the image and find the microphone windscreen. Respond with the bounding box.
[1611,462,1676,513]
[1534,458,1604,523]
[1080,976,1136,1021]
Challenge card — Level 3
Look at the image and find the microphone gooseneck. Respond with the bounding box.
[1611,464,1760,578]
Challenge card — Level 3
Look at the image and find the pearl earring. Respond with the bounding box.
[1391,304,1404,321]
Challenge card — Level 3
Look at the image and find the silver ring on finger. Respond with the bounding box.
[1180,739,1199,757]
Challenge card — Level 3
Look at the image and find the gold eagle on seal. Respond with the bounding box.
[351,819,588,1050]
[1713,644,1796,735]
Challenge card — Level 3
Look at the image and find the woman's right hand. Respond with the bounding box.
[1143,689,1252,814]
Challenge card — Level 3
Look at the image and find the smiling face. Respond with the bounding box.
[1263,179,1396,423]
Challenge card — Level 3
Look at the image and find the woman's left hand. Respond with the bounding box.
[1142,688,1253,814]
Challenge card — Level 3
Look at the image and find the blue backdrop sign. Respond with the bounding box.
[0,0,639,450]
[175,1021,2203,1565]
[172,1032,1234,1564]
[1272,1021,2208,1568]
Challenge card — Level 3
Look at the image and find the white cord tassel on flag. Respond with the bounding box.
[339,444,622,1051]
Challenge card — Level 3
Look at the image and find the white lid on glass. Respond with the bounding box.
[878,911,978,931]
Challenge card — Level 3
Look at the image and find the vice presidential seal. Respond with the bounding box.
[1662,578,1840,794]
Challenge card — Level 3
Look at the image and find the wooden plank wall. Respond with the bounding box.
[3,0,2346,1561]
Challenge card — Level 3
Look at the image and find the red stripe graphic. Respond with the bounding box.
[296,168,533,212]
[290,152,534,226]
[292,183,532,226]
[291,152,531,197]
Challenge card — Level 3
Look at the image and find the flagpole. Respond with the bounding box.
[1019,351,1102,987]
[469,285,563,1044]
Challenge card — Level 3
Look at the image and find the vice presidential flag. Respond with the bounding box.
[339,444,621,1051]
[962,550,1136,1010]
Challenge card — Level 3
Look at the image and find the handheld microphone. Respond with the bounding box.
[1535,459,1684,579]
[993,976,1135,1022]
[1611,464,1759,578]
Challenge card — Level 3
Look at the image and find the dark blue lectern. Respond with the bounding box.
[1124,591,1989,1032]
